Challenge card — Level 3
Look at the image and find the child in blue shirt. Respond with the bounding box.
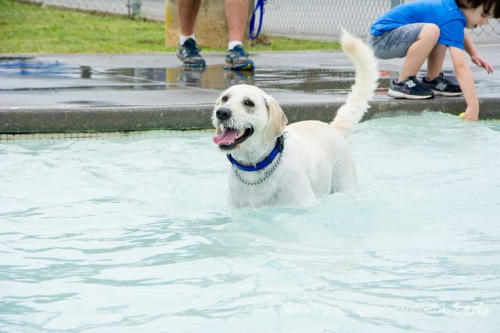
[368,0,498,121]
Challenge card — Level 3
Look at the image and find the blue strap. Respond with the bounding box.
[227,135,284,172]
[249,0,266,40]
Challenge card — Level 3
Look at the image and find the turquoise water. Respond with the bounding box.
[1,113,499,332]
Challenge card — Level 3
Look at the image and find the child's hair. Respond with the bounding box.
[455,0,500,18]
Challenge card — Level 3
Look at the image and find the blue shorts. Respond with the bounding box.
[368,23,425,59]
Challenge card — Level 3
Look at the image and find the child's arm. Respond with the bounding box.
[464,31,493,74]
[449,46,479,121]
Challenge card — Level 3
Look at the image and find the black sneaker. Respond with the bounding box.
[388,76,434,99]
[422,72,462,96]
[224,45,254,71]
[177,38,206,68]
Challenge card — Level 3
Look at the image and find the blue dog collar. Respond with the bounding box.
[227,135,284,172]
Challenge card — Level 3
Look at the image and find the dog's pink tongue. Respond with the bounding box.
[213,128,239,145]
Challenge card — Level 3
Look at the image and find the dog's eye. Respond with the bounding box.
[221,95,229,103]
[243,99,255,107]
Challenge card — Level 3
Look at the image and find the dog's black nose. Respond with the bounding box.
[216,107,232,121]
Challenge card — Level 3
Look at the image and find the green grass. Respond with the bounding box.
[0,0,339,53]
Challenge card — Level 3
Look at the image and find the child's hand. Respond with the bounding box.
[459,107,479,121]
[471,55,493,74]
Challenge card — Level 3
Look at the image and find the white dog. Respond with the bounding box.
[212,31,378,207]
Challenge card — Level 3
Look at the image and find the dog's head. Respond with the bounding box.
[212,84,288,152]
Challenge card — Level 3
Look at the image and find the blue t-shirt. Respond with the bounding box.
[370,0,466,49]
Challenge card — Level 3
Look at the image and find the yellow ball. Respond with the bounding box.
[458,112,465,119]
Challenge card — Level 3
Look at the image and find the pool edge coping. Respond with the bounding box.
[1,97,499,134]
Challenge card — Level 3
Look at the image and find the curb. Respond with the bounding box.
[1,97,499,134]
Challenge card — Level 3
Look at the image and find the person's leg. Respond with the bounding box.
[398,23,440,82]
[176,0,205,67]
[421,44,462,96]
[178,0,201,36]
[225,0,249,45]
[426,43,447,80]
[224,0,254,70]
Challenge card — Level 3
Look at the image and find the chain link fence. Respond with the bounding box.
[15,0,163,20]
[261,0,500,42]
[260,0,391,40]
[14,0,500,41]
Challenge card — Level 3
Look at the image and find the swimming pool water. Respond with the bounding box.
[1,113,499,332]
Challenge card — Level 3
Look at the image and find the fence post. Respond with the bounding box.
[391,0,401,8]
[127,0,142,16]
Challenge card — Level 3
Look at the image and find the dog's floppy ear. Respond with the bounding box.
[263,95,288,145]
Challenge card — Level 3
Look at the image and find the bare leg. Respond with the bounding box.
[426,44,447,80]
[225,0,249,42]
[398,24,440,82]
[178,0,201,36]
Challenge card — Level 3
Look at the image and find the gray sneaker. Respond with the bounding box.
[177,38,206,68]
[388,76,434,100]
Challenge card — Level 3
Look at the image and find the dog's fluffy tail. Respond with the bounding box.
[331,29,378,137]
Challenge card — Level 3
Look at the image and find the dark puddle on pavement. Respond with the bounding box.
[3,57,498,103]
[0,57,393,93]
[98,66,393,93]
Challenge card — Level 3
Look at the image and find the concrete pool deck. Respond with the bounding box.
[0,43,499,133]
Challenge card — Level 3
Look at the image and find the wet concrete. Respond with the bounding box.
[0,45,499,133]
[0,56,394,94]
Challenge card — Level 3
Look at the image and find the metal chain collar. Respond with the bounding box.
[232,148,284,186]
[232,132,288,186]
